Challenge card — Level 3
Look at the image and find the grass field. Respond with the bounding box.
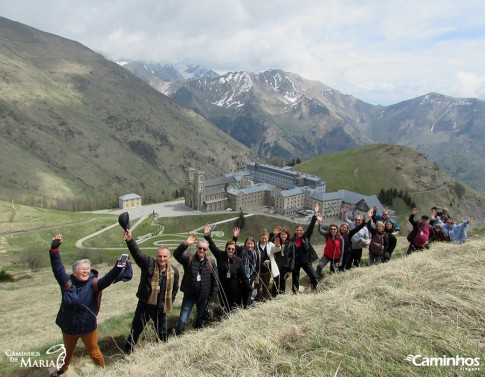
[1,200,484,376]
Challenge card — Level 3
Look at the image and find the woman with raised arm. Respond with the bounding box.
[289,203,320,293]
[271,227,294,296]
[49,234,125,377]
[315,215,344,278]
[253,230,280,302]
[235,235,258,308]
[204,224,251,313]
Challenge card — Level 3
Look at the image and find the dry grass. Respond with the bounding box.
[1,240,484,376]
[86,240,485,377]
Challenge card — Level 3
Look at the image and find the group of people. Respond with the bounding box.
[48,203,471,375]
[407,206,472,253]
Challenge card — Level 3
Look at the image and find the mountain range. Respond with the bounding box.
[123,62,485,193]
[1,16,484,215]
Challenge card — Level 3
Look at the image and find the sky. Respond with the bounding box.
[2,0,485,105]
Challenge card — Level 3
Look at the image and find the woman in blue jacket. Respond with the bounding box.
[49,234,124,376]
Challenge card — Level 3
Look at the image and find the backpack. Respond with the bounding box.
[63,272,102,315]
[369,234,385,256]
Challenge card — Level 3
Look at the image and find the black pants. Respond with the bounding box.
[407,244,426,255]
[272,267,289,296]
[241,280,253,308]
[218,279,242,314]
[346,248,363,269]
[340,249,352,271]
[124,301,167,355]
[292,262,318,293]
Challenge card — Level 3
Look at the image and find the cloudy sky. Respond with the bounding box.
[3,0,485,105]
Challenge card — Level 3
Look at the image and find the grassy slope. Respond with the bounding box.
[89,240,485,377]
[1,200,484,376]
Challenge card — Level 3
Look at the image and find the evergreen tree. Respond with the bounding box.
[235,209,246,229]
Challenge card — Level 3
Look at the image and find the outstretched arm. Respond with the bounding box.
[124,229,149,269]
[97,259,126,291]
[173,233,197,265]
[203,232,225,260]
[49,234,70,288]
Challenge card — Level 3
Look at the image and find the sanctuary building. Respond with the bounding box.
[184,162,383,219]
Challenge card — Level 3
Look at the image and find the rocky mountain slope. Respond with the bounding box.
[0,17,254,209]
[125,64,485,192]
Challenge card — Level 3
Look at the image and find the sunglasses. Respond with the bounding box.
[226,247,235,251]
[197,247,208,251]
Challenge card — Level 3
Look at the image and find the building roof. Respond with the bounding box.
[307,189,384,211]
[205,176,235,187]
[227,183,276,196]
[119,193,141,200]
[279,188,305,198]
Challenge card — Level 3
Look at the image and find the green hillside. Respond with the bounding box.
[0,17,252,210]
[296,144,485,225]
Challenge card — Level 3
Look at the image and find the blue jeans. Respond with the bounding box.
[368,253,382,266]
[175,296,208,335]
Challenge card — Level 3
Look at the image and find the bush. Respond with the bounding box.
[0,268,14,282]
[22,254,48,271]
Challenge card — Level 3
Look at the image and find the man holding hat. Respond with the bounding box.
[122,227,179,354]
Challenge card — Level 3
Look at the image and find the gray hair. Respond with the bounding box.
[72,259,91,273]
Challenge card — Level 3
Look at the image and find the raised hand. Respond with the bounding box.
[186,233,198,245]
[51,234,63,250]
[273,225,282,234]
[274,237,281,247]
[233,227,240,238]
[123,229,132,241]
[204,223,212,236]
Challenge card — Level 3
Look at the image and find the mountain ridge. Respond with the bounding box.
[0,17,253,209]
[126,64,485,192]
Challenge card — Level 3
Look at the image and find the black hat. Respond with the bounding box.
[118,212,130,231]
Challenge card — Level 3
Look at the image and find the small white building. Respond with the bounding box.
[118,193,142,209]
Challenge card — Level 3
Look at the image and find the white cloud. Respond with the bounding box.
[2,0,485,105]
[455,72,485,99]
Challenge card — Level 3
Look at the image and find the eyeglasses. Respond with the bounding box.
[330,228,337,231]
[197,247,208,251]
[226,247,235,251]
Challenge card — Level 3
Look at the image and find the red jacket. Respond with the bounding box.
[324,237,341,260]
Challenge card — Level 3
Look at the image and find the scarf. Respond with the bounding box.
[147,263,174,313]
[163,264,174,313]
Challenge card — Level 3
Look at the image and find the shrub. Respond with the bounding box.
[0,268,14,282]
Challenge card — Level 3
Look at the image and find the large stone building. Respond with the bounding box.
[184,163,383,217]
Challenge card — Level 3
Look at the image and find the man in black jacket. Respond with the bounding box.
[123,230,179,354]
[174,233,218,335]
